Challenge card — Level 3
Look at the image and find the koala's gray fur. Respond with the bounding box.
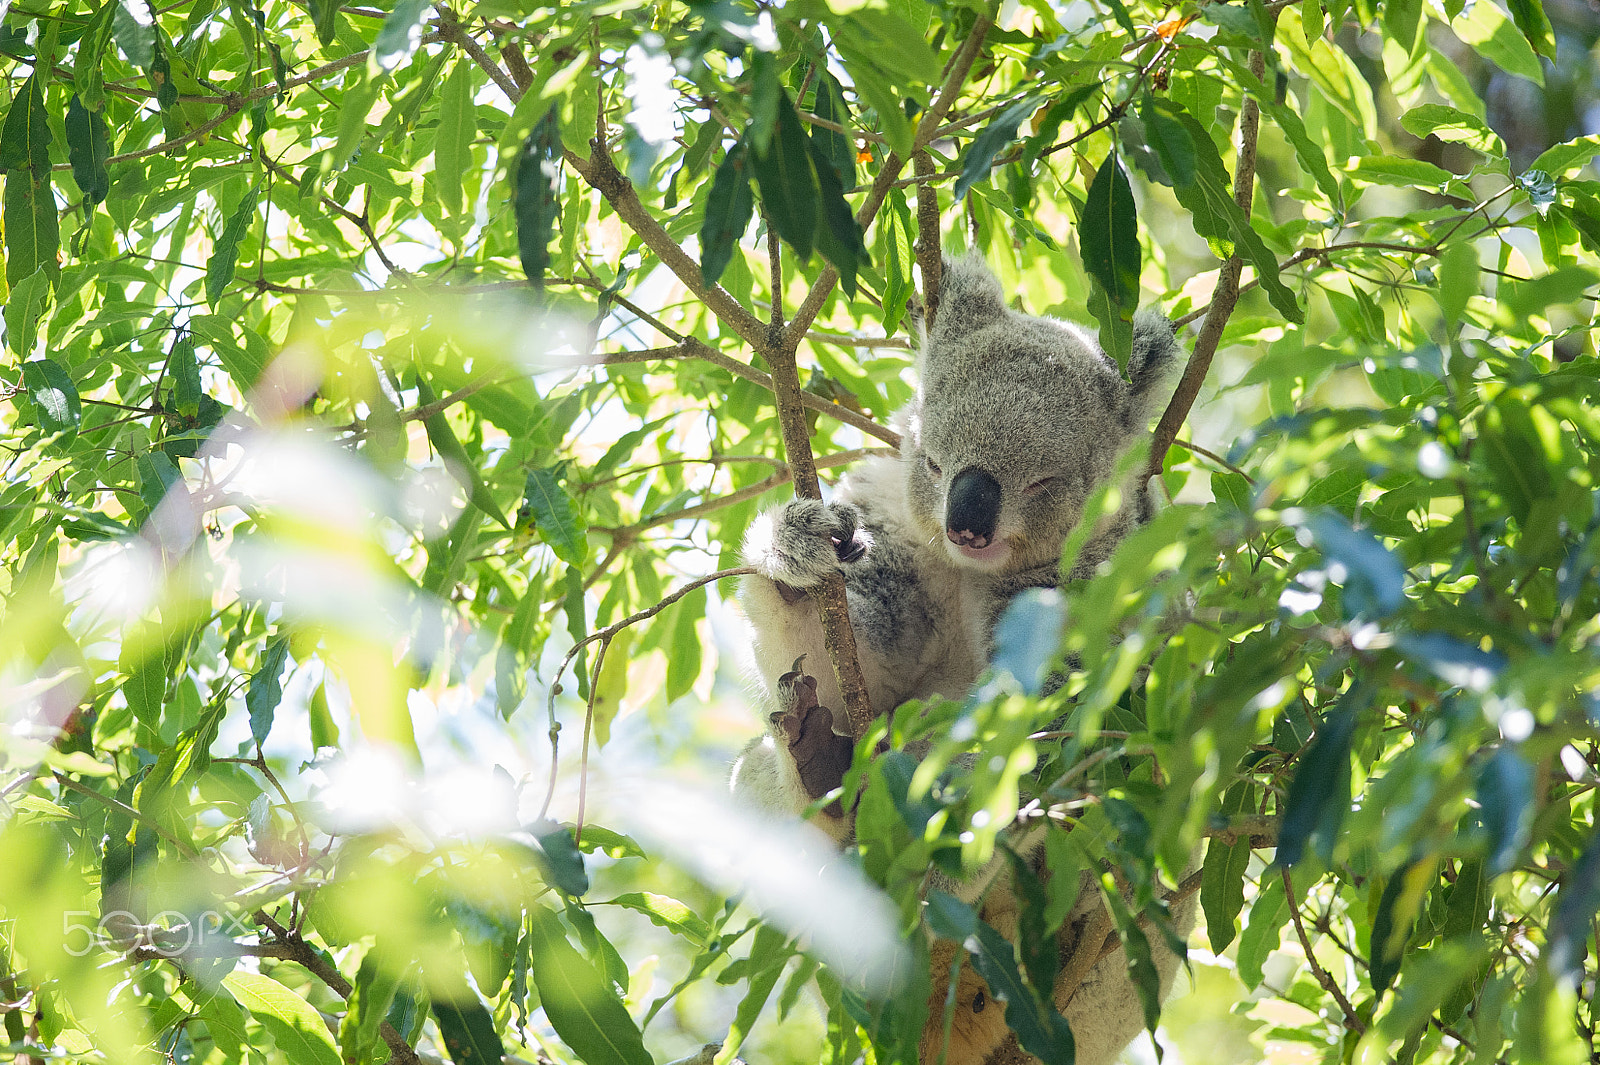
[730,255,1189,1065]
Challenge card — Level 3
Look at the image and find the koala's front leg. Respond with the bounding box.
[744,499,869,600]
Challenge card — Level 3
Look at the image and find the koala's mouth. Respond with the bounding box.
[949,538,1011,566]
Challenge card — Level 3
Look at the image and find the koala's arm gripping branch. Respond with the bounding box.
[764,224,876,738]
[1147,46,1271,480]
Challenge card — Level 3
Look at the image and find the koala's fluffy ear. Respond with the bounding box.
[928,253,1008,345]
[1127,309,1184,426]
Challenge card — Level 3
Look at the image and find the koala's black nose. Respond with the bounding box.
[946,468,1002,548]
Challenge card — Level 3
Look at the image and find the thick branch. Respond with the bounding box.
[1145,47,1270,481]
[594,448,886,539]
[597,342,901,446]
[914,150,942,326]
[565,147,769,349]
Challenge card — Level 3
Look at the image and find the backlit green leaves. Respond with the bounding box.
[1079,154,1140,373]
[21,359,80,446]
[515,107,562,294]
[1,75,58,286]
[701,139,754,286]
[65,95,111,209]
[954,97,1038,201]
[713,88,869,294]
[524,908,652,1065]
[206,189,259,304]
[223,972,341,1065]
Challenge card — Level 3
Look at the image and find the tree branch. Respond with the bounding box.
[253,911,424,1065]
[1146,45,1271,481]
[564,145,770,350]
[1282,867,1366,1034]
[596,342,901,446]
[592,447,881,541]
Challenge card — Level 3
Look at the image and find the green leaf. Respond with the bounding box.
[1371,856,1433,998]
[432,991,503,1065]
[206,189,259,305]
[1166,105,1301,322]
[953,96,1037,201]
[1451,0,1544,84]
[2,75,59,287]
[605,892,711,945]
[1436,240,1479,322]
[495,580,544,719]
[1079,154,1141,373]
[717,924,795,1065]
[521,468,588,567]
[1236,871,1288,990]
[839,50,913,156]
[664,585,704,703]
[700,139,753,286]
[1530,135,1600,175]
[1400,104,1506,154]
[415,372,511,530]
[1276,683,1369,867]
[521,821,589,897]
[21,359,81,445]
[515,106,562,292]
[169,334,203,419]
[339,952,404,1065]
[65,95,112,208]
[925,891,1076,1064]
[246,636,291,746]
[75,4,117,109]
[308,0,340,47]
[808,130,870,296]
[113,0,156,68]
[1349,154,1454,188]
[524,908,652,1065]
[880,188,915,335]
[835,8,942,86]
[1201,782,1254,952]
[1548,828,1600,982]
[750,90,818,263]
[6,268,53,359]
[374,0,429,70]
[811,71,855,186]
[222,971,341,1065]
[435,60,476,221]
[1476,746,1533,874]
[1504,0,1556,61]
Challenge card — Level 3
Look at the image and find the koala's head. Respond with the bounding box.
[903,254,1181,576]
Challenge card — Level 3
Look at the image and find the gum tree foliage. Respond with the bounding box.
[0,0,1598,1062]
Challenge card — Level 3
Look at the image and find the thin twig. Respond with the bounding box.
[1146,44,1272,480]
[1282,867,1366,1033]
[540,567,757,821]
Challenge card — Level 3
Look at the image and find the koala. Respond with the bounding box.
[729,254,1188,1065]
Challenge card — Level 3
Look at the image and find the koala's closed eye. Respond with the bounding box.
[924,455,942,478]
[1023,475,1061,496]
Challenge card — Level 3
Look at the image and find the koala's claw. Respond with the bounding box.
[754,499,870,591]
[773,661,853,808]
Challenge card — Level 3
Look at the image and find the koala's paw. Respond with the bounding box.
[772,658,854,808]
[749,499,869,593]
